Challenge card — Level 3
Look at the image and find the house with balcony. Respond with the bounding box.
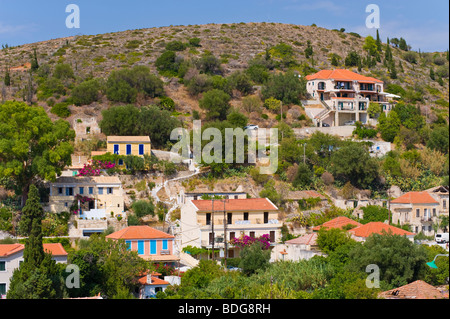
[180,198,281,259]
[390,190,445,236]
[305,69,396,127]
[48,175,124,219]
[106,225,179,265]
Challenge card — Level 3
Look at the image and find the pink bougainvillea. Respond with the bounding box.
[77,160,115,176]
[229,234,271,250]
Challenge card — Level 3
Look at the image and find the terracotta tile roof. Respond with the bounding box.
[191,198,278,212]
[312,216,361,231]
[138,275,170,286]
[379,280,448,299]
[349,222,415,238]
[305,69,383,83]
[106,226,174,240]
[0,243,68,257]
[107,136,150,143]
[285,232,318,246]
[391,191,439,204]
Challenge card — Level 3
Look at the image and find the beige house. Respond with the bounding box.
[48,176,124,218]
[305,69,396,127]
[390,188,448,236]
[107,136,151,157]
[181,198,281,258]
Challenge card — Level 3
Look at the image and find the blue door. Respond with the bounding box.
[139,144,144,155]
[114,144,119,154]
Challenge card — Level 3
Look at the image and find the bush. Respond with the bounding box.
[51,102,71,118]
[155,50,180,76]
[53,63,75,80]
[131,200,155,218]
[199,89,231,120]
[71,79,101,106]
[165,40,187,51]
[261,71,306,105]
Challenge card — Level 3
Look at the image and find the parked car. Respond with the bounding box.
[344,120,356,126]
[244,125,259,130]
[435,233,449,243]
[322,123,330,127]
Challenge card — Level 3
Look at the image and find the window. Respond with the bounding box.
[243,212,249,221]
[162,240,168,250]
[0,283,6,296]
[139,144,144,155]
[270,231,275,243]
[264,212,269,224]
[118,159,123,166]
[125,241,131,250]
[206,213,211,225]
[230,232,235,240]
[227,213,232,225]
[79,187,84,195]
[126,144,132,155]
[150,240,157,255]
[98,187,104,195]
[433,208,436,217]
[138,241,144,255]
[416,209,420,217]
[58,187,63,195]
[107,187,113,194]
[444,199,447,209]
[66,187,74,196]
[89,187,94,195]
[209,233,214,245]
[250,231,255,238]
[0,261,6,271]
[114,144,119,155]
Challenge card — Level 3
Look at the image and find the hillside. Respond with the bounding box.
[0,22,448,131]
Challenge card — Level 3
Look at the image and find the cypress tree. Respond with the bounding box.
[4,68,11,86]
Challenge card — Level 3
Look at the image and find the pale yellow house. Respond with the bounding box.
[48,176,124,218]
[181,198,281,258]
[107,136,151,157]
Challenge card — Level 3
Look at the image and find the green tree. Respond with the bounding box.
[7,185,66,299]
[71,78,102,106]
[347,233,428,289]
[363,35,378,57]
[360,205,390,224]
[239,241,271,276]
[53,63,74,80]
[199,89,231,121]
[4,68,11,86]
[345,51,360,67]
[0,101,75,206]
[316,227,356,254]
[330,143,379,189]
[427,125,449,154]
[378,111,401,142]
[261,71,306,105]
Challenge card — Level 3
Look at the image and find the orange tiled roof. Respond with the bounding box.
[312,216,361,231]
[0,243,68,257]
[305,69,383,83]
[379,280,448,299]
[349,222,415,238]
[106,225,174,240]
[191,198,278,212]
[138,275,170,286]
[391,191,439,204]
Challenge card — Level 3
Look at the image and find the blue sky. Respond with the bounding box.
[0,0,448,52]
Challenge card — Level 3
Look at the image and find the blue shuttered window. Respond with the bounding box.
[137,241,144,255]
[150,240,156,255]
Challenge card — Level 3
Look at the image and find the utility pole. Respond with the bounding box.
[211,198,215,261]
[222,199,228,269]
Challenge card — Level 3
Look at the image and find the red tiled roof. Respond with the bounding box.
[0,243,68,257]
[349,222,415,238]
[391,191,439,204]
[106,225,174,240]
[312,216,361,231]
[285,232,318,246]
[138,275,170,286]
[305,69,383,83]
[191,198,278,212]
[379,280,448,299]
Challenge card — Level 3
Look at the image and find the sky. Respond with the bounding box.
[0,0,448,52]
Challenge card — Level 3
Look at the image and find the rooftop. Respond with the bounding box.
[312,216,361,231]
[348,222,415,238]
[191,198,278,212]
[107,136,151,143]
[391,191,439,204]
[379,280,449,299]
[285,232,318,246]
[106,225,174,240]
[305,69,383,84]
[0,243,68,257]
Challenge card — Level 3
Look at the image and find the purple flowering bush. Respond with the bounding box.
[230,234,271,250]
[77,160,115,176]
